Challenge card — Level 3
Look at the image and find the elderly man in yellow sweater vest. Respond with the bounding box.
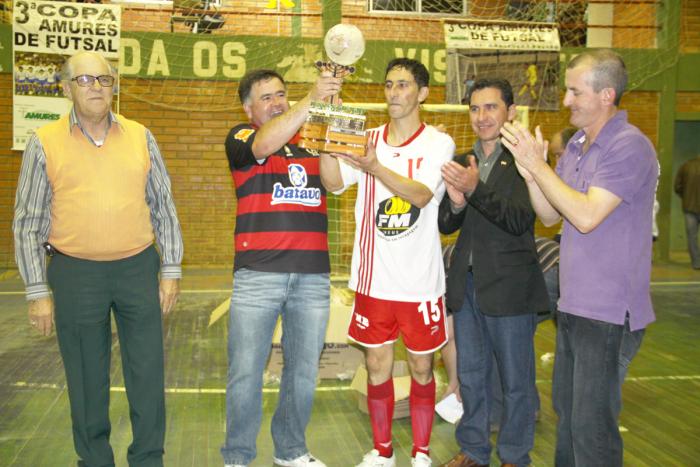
[13,51,183,467]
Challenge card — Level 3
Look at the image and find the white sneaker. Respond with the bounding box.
[411,452,432,467]
[224,464,247,467]
[355,449,396,467]
[273,453,327,467]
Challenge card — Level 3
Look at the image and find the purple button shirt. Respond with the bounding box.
[556,111,658,331]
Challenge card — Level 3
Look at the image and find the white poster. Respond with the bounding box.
[444,19,561,110]
[444,20,561,51]
[12,0,121,150]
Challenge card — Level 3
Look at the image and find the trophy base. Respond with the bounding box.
[299,122,366,157]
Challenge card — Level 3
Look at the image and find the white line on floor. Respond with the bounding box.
[10,374,700,394]
[1,280,699,296]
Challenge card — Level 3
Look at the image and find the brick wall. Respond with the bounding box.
[0,75,660,267]
[0,76,322,269]
[681,0,700,53]
[121,0,324,36]
[341,0,517,43]
[0,75,17,268]
[119,78,314,267]
[676,91,700,113]
[0,0,678,268]
[612,2,657,49]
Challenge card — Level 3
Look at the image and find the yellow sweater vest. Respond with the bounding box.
[36,114,154,261]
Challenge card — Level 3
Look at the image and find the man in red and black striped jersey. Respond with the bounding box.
[220,69,341,467]
[320,58,456,467]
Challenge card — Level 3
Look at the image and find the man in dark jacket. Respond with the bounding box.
[438,78,549,467]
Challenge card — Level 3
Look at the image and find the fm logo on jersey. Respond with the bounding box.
[271,163,322,207]
[375,196,420,237]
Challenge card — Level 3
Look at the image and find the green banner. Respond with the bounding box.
[0,25,11,73]
[118,32,445,84]
[0,24,444,84]
[0,24,680,91]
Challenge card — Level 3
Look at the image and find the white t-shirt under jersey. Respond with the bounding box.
[336,122,455,302]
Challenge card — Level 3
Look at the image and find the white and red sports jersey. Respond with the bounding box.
[337,123,455,302]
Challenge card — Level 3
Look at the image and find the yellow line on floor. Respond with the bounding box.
[650,281,700,286]
[0,270,19,280]
[0,289,232,295]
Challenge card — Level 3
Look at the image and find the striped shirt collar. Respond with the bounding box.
[68,107,123,144]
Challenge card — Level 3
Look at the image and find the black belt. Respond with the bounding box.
[466,265,473,272]
[42,242,63,257]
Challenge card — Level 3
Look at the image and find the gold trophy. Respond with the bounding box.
[298,24,367,157]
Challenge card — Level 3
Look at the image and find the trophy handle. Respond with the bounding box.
[314,60,355,105]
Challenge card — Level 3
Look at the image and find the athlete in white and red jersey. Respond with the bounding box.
[341,122,453,302]
[320,58,455,467]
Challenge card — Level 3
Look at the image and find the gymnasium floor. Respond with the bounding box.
[0,258,699,466]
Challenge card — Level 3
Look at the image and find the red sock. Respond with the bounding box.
[367,378,394,457]
[410,377,435,457]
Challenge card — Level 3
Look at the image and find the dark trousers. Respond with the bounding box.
[552,312,644,467]
[48,246,165,467]
[683,211,700,268]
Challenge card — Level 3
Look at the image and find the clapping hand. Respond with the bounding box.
[501,121,549,182]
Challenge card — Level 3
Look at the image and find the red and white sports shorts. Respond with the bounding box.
[348,292,448,354]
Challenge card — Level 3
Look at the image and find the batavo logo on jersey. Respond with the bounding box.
[271,163,322,207]
[375,196,420,237]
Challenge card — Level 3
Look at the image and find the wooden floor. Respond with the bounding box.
[1,260,699,467]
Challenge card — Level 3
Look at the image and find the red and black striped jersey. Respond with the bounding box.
[225,123,329,273]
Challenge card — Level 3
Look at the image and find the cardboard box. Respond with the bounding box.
[350,361,411,419]
[266,341,364,380]
[266,286,364,379]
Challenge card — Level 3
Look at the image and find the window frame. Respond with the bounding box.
[109,0,222,6]
[367,0,467,17]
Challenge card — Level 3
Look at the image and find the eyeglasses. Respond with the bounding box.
[71,74,115,87]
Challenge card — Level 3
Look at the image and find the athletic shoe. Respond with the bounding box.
[412,452,432,467]
[356,449,396,467]
[273,453,327,467]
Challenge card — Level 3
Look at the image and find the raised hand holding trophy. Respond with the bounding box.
[298,24,367,157]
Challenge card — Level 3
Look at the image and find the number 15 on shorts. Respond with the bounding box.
[418,299,442,325]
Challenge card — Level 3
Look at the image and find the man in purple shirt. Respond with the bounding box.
[500,50,658,466]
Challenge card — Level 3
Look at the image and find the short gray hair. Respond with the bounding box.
[567,49,627,106]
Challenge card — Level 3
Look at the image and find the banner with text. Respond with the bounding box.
[444,20,561,110]
[117,33,446,85]
[444,20,561,51]
[12,0,121,150]
[0,22,448,85]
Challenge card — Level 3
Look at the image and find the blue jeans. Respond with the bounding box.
[684,211,700,268]
[453,272,537,466]
[491,265,559,428]
[542,264,559,318]
[221,269,330,465]
[553,312,644,467]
